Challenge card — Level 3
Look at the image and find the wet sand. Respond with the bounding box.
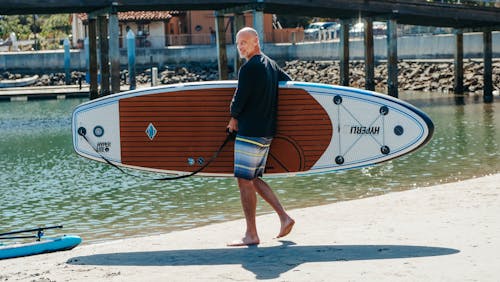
[1,173,499,281]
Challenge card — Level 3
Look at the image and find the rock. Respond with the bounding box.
[437,63,450,70]
[175,67,188,75]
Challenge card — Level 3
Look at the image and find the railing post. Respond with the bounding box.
[84,37,89,83]
[63,38,71,85]
[152,67,158,86]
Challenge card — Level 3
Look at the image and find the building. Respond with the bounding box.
[72,10,302,48]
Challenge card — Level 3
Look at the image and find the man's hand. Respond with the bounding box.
[227,117,238,133]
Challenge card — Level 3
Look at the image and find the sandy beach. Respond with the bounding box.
[1,173,499,281]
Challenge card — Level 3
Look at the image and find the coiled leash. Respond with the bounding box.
[77,127,236,181]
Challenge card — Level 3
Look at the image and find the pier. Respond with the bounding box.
[1,0,499,100]
[0,85,141,102]
[0,86,87,102]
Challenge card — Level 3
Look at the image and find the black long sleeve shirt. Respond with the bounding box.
[230,54,291,137]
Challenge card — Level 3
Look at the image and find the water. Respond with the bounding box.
[1,94,499,243]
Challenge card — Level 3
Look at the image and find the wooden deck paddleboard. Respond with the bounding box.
[72,81,433,177]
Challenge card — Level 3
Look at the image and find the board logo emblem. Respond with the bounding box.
[96,142,111,153]
[145,123,158,140]
[349,126,381,135]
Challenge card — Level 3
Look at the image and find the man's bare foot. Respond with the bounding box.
[277,217,295,238]
[227,236,260,247]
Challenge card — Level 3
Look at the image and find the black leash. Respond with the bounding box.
[77,127,235,181]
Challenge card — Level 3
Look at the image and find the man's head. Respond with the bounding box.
[236,27,261,60]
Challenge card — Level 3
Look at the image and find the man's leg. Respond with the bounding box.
[227,178,260,246]
[253,178,295,238]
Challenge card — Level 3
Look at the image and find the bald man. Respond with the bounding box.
[226,27,295,246]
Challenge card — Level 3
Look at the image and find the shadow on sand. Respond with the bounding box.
[68,241,459,280]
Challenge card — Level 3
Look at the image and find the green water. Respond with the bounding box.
[0,94,499,243]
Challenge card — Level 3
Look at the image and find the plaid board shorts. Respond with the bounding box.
[234,135,273,180]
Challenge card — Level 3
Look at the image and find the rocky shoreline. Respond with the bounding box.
[282,59,500,93]
[2,59,499,94]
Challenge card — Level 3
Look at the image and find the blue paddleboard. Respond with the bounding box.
[0,235,82,260]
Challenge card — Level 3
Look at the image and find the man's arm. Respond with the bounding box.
[230,65,253,118]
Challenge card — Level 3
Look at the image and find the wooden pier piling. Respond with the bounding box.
[253,10,265,50]
[454,29,464,95]
[339,20,350,87]
[483,30,493,103]
[387,19,398,98]
[364,18,375,91]
[98,15,110,96]
[233,13,245,74]
[215,11,228,80]
[88,16,98,100]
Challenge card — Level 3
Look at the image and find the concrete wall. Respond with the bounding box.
[0,50,87,73]
[266,32,500,61]
[1,32,498,73]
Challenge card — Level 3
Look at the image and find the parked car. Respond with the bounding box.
[304,22,339,41]
[349,21,387,37]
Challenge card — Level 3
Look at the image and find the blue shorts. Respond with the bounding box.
[234,135,273,180]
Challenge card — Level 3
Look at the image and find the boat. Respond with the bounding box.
[0,225,82,260]
[0,75,39,88]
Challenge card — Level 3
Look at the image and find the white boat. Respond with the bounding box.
[0,75,39,88]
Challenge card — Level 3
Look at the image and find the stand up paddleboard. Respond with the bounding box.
[72,81,433,177]
[0,226,82,260]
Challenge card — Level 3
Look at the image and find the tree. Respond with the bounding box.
[0,15,33,40]
[40,14,71,39]
[0,13,70,47]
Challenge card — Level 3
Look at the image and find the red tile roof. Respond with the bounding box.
[78,11,182,22]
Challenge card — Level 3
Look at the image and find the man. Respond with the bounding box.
[226,27,295,246]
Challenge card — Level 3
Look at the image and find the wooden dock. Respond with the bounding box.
[0,85,146,102]
[0,86,88,102]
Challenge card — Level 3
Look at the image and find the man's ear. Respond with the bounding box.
[252,36,259,46]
